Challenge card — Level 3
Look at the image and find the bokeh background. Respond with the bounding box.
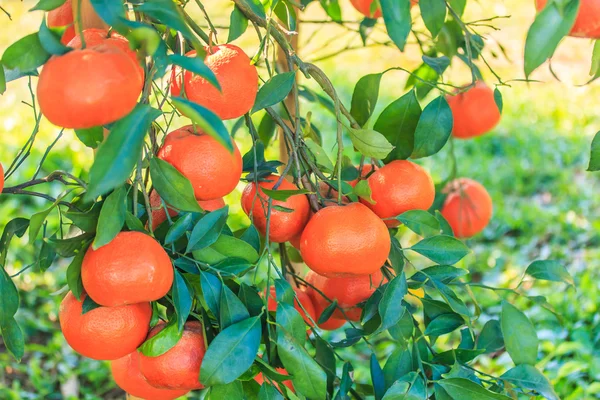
[1,0,599,399]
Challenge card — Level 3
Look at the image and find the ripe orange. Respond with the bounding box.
[305,270,384,321]
[241,175,310,243]
[349,0,418,18]
[59,292,151,360]
[111,351,189,400]
[139,321,206,390]
[255,367,294,392]
[536,0,600,38]
[157,125,242,201]
[171,45,258,120]
[37,44,142,129]
[47,0,75,45]
[267,287,317,326]
[440,178,493,238]
[300,203,390,276]
[149,190,225,230]
[361,160,435,228]
[447,81,501,139]
[81,231,173,306]
[311,299,347,330]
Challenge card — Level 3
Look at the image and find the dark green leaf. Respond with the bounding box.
[422,55,450,75]
[210,381,245,399]
[200,272,222,316]
[397,210,440,237]
[139,320,183,357]
[319,0,342,22]
[136,0,197,44]
[90,0,127,28]
[75,127,104,149]
[1,33,50,73]
[525,260,574,285]
[81,296,101,314]
[228,6,249,42]
[165,213,194,244]
[501,301,538,365]
[378,273,408,332]
[371,353,386,400]
[125,211,145,232]
[169,54,220,90]
[238,0,267,19]
[438,378,512,399]
[493,88,503,114]
[411,265,467,284]
[0,268,19,324]
[66,245,88,301]
[501,365,559,400]
[258,383,284,400]
[48,233,94,258]
[588,131,600,171]
[1,317,24,361]
[375,90,421,161]
[252,71,296,113]
[240,224,261,252]
[30,0,67,11]
[37,238,57,271]
[219,285,250,329]
[419,0,446,37]
[93,186,126,249]
[350,73,382,127]
[38,20,70,55]
[383,348,413,388]
[194,235,259,264]
[150,157,202,213]
[380,0,412,51]
[476,320,504,353]
[411,96,453,159]
[410,235,469,264]
[261,188,311,201]
[173,271,193,332]
[424,313,464,336]
[186,206,228,252]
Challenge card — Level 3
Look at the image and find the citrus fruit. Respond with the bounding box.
[536,0,600,38]
[171,45,258,120]
[349,0,418,18]
[81,231,173,306]
[139,321,206,390]
[37,44,142,129]
[255,368,294,392]
[59,292,151,360]
[361,160,435,227]
[304,270,384,321]
[149,190,225,230]
[47,0,75,44]
[157,125,242,201]
[300,203,390,276]
[267,287,317,326]
[440,178,493,238]
[446,81,501,139]
[241,175,310,243]
[111,351,189,400]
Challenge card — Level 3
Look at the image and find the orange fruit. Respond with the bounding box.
[81,231,173,306]
[157,125,242,201]
[171,45,258,120]
[37,44,142,129]
[349,0,418,18]
[149,190,225,230]
[241,175,310,243]
[139,321,206,390]
[361,160,435,228]
[536,0,600,38]
[300,203,390,276]
[47,0,75,45]
[255,367,294,392]
[267,287,317,326]
[311,299,347,330]
[447,81,501,139]
[305,270,384,321]
[440,178,493,238]
[59,292,151,360]
[111,351,189,400]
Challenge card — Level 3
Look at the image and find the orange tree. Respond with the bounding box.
[0,0,581,399]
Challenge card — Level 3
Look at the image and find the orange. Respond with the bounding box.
[59,292,151,360]
[536,0,600,38]
[267,287,317,326]
[149,190,225,230]
[241,175,310,243]
[67,28,143,78]
[440,178,493,238]
[81,231,173,306]
[300,203,390,276]
[349,0,418,18]
[361,160,435,228]
[447,81,501,139]
[305,270,384,321]
[157,125,242,201]
[171,45,258,120]
[311,299,347,330]
[47,0,75,45]
[255,367,294,392]
[111,351,189,400]
[37,44,142,129]
[139,321,206,390]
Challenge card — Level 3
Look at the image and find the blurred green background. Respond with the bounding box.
[1,0,600,399]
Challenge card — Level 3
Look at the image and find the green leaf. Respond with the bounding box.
[194,235,259,264]
[348,128,395,159]
[424,313,464,336]
[397,210,440,237]
[2,33,50,73]
[86,105,161,200]
[277,302,307,345]
[1,317,24,361]
[37,238,57,271]
[350,73,382,127]
[48,233,94,258]
[219,285,250,329]
[150,157,203,213]
[90,0,127,28]
[590,40,600,78]
[124,211,145,232]
[258,383,284,400]
[200,316,262,385]
[75,127,104,149]
[228,6,249,42]
[29,207,55,245]
[252,71,296,113]
[261,188,311,202]
[524,0,580,77]
[524,260,573,285]
[165,213,194,244]
[431,279,470,316]
[353,179,375,204]
[0,268,19,325]
[411,265,467,284]
[0,61,5,95]
[173,271,193,332]
[438,378,512,399]
[38,19,70,56]
[374,90,421,161]
[30,0,67,11]
[171,97,234,152]
[476,320,504,353]
[378,273,408,332]
[422,55,450,75]
[419,0,447,37]
[319,0,342,22]
[169,54,220,90]
[435,210,454,236]
[371,353,386,400]
[501,301,538,365]
[139,320,183,357]
[210,381,245,399]
[410,235,469,264]
[186,206,229,253]
[137,0,197,44]
[588,131,600,171]
[411,96,453,159]
[240,225,261,252]
[380,0,412,51]
[501,365,559,400]
[200,272,222,316]
[93,186,126,249]
[238,0,267,19]
[81,296,101,314]
[382,348,413,388]
[66,245,88,301]
[493,88,503,114]
[305,139,334,172]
